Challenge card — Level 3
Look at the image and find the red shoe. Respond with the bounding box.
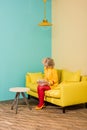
[35,104,45,110]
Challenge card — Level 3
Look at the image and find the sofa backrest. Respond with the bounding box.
[57,69,62,83]
[81,75,87,81]
[57,69,83,83]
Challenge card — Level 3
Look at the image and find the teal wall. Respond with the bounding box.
[0,0,52,101]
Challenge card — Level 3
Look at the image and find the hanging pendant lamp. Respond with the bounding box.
[38,0,52,26]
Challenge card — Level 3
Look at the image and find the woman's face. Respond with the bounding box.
[42,58,48,67]
[42,58,54,68]
[42,58,46,64]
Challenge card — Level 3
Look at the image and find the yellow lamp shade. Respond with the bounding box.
[38,19,52,26]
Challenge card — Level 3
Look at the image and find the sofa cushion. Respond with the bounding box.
[28,72,43,83]
[61,69,81,82]
[45,90,61,98]
[57,69,62,83]
[53,82,65,90]
[81,76,87,81]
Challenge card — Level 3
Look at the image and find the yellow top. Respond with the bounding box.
[44,67,58,89]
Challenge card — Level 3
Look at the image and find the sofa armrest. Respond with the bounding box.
[60,81,87,106]
[25,73,31,87]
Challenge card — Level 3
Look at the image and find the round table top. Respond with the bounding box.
[9,87,30,92]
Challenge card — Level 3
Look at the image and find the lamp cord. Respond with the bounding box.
[43,0,47,20]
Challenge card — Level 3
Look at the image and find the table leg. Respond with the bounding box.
[11,92,20,114]
[15,92,20,114]
[21,92,32,110]
[11,92,20,110]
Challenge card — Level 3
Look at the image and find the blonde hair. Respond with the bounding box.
[42,57,55,68]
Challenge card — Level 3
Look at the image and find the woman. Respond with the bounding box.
[35,57,58,110]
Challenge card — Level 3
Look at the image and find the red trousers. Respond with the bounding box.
[37,85,51,107]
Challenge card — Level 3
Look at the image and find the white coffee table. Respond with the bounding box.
[9,87,31,114]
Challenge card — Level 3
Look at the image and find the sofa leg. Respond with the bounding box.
[27,94,31,99]
[45,101,49,106]
[85,103,87,108]
[63,107,65,113]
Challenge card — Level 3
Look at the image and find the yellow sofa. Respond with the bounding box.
[25,69,87,113]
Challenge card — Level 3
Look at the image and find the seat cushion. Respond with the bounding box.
[45,89,60,98]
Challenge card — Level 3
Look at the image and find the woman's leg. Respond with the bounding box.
[37,85,50,107]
